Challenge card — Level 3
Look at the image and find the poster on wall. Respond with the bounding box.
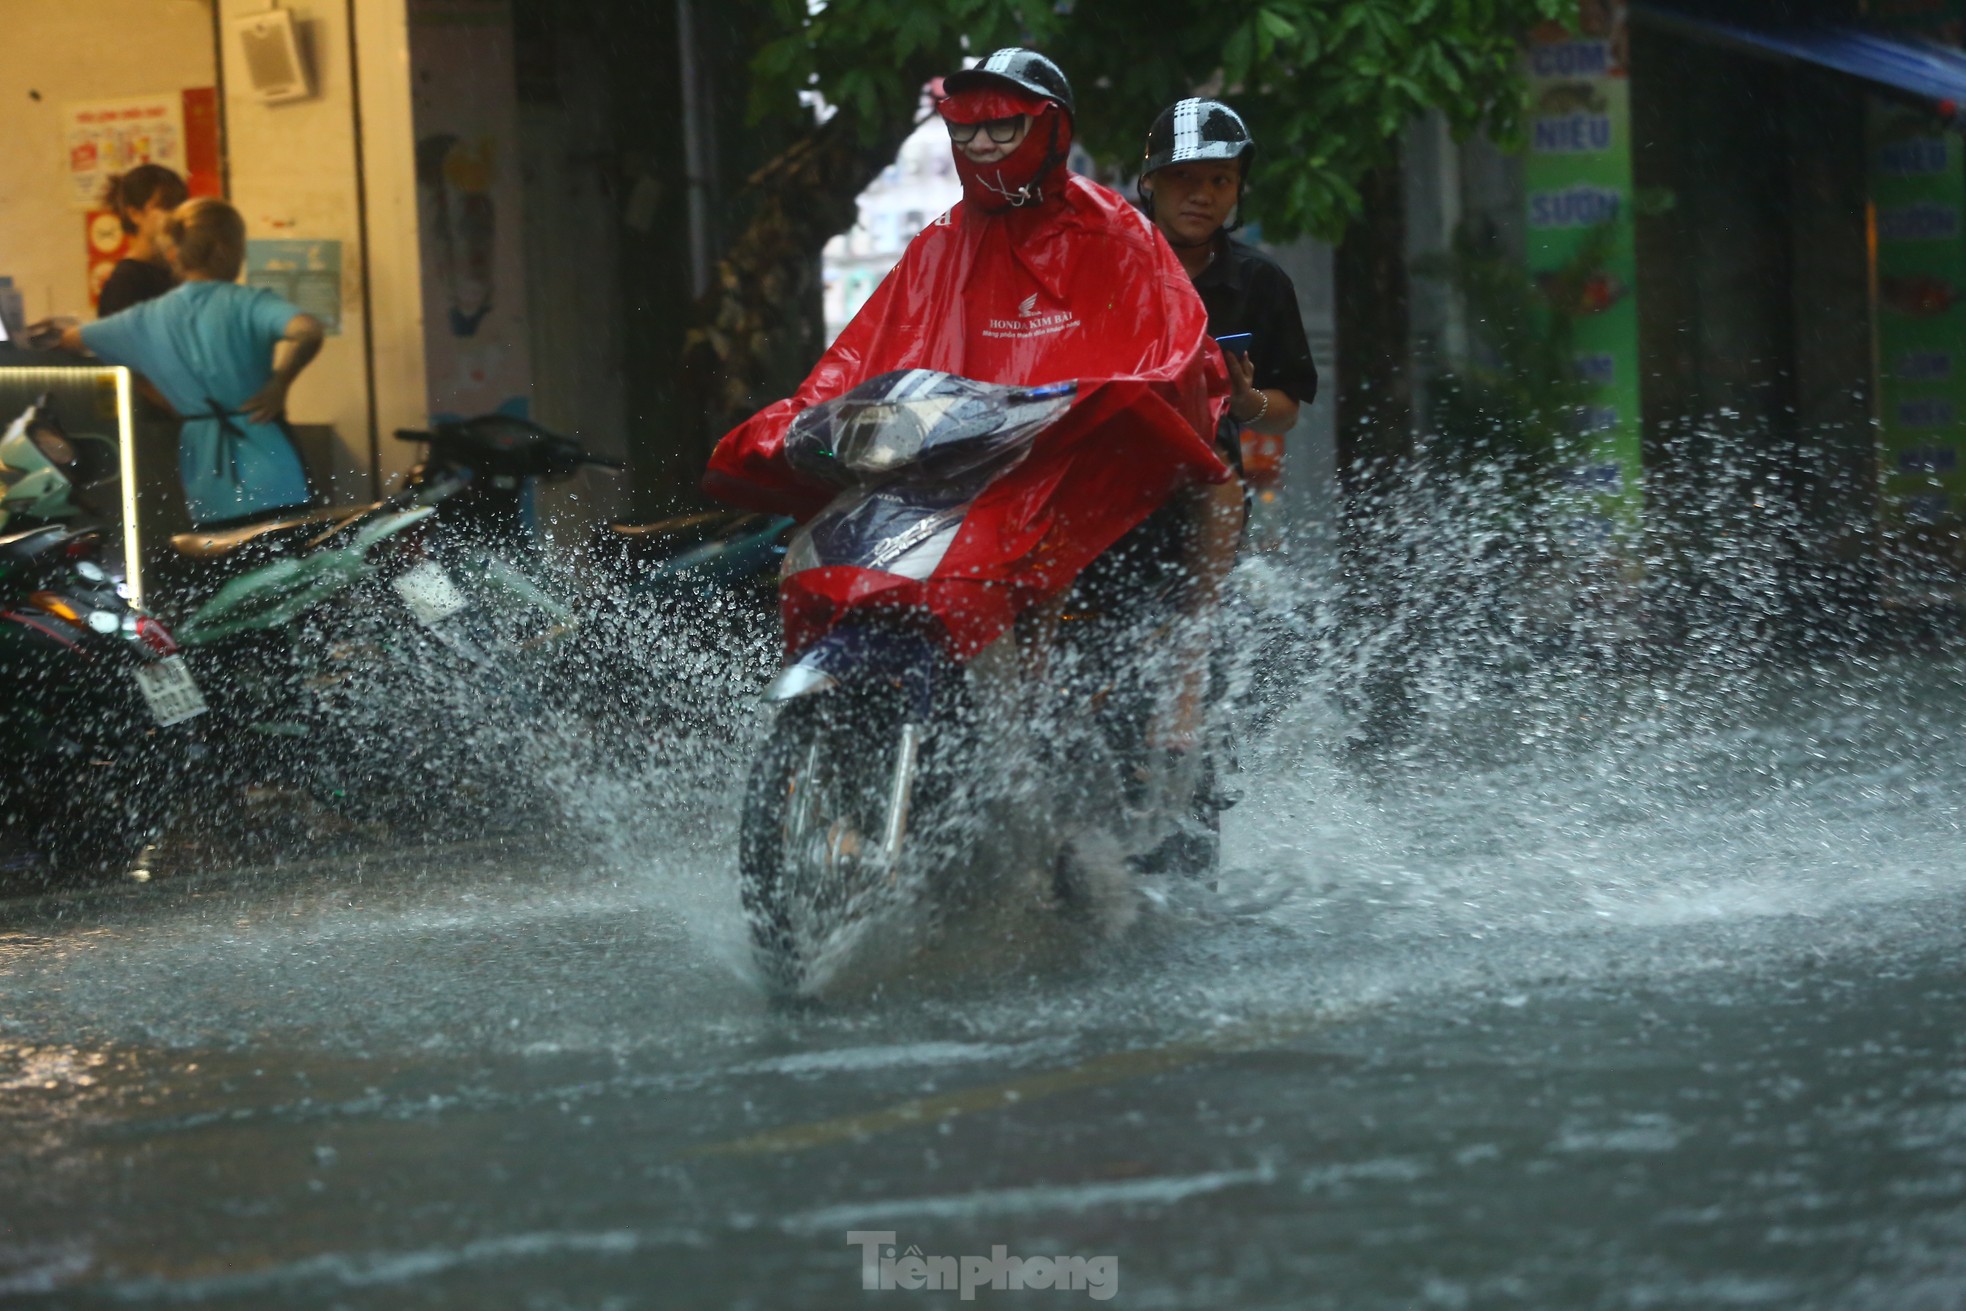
[65,95,186,211]
[1522,1,1642,533]
[410,0,534,421]
[180,87,223,200]
[245,240,343,335]
[78,89,223,311]
[84,210,132,308]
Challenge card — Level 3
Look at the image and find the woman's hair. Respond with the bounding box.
[100,164,189,235]
[166,197,248,281]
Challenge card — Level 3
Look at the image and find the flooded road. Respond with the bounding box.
[3,650,1965,1308]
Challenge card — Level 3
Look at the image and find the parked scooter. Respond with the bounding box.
[0,399,206,873]
[154,414,619,820]
[737,371,1224,998]
[597,510,792,603]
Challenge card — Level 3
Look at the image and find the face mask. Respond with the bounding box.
[940,91,1072,212]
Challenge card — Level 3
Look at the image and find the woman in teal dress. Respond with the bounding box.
[33,197,324,528]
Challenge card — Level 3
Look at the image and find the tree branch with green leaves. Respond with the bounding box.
[689,0,1573,437]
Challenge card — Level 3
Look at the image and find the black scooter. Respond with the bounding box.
[0,400,206,873]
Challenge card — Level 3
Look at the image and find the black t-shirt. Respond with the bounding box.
[1191,236,1319,406]
[97,258,176,318]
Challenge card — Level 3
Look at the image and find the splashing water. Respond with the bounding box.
[341,437,1955,1020]
[3,433,1959,1036]
[6,447,1966,1307]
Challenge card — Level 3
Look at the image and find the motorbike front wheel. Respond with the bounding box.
[738,687,951,997]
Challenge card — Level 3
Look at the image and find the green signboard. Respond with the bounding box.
[1523,8,1642,533]
[1870,102,1966,546]
[1869,0,1966,592]
[1869,0,1966,591]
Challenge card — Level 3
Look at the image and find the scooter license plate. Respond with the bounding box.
[132,656,209,727]
[393,561,470,626]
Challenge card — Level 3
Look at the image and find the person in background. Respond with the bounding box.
[1134,98,1321,850]
[30,197,321,528]
[1138,98,1318,545]
[96,164,189,317]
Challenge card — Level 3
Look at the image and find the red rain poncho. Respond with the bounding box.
[704,113,1230,659]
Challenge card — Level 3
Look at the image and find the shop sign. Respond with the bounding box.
[1876,137,1951,176]
[1533,113,1614,154]
[1876,201,1962,241]
[1528,185,1624,227]
[1871,99,1966,542]
[1523,3,1641,532]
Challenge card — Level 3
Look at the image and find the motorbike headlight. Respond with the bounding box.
[835,405,926,475]
[86,610,119,634]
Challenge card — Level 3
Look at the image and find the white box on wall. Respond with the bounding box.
[233,8,314,104]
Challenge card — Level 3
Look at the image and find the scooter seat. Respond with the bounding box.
[608,510,756,541]
[170,507,367,560]
[0,524,72,563]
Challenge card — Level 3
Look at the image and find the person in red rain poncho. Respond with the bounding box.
[703,48,1231,670]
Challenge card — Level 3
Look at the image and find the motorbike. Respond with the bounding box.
[0,398,206,873]
[596,510,793,603]
[737,371,1225,998]
[152,414,620,821]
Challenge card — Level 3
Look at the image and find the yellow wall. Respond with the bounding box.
[218,0,427,498]
[0,0,216,321]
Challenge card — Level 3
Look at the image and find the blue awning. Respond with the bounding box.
[1633,2,1966,115]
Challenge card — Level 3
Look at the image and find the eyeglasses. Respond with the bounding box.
[946,115,1026,145]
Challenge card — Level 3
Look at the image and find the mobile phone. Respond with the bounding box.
[1214,333,1253,358]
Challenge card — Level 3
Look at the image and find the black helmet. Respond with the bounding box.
[943,48,1074,118]
[1140,98,1255,180]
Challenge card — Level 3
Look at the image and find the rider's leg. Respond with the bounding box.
[1160,474,1245,750]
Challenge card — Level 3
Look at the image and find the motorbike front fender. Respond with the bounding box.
[762,625,946,719]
